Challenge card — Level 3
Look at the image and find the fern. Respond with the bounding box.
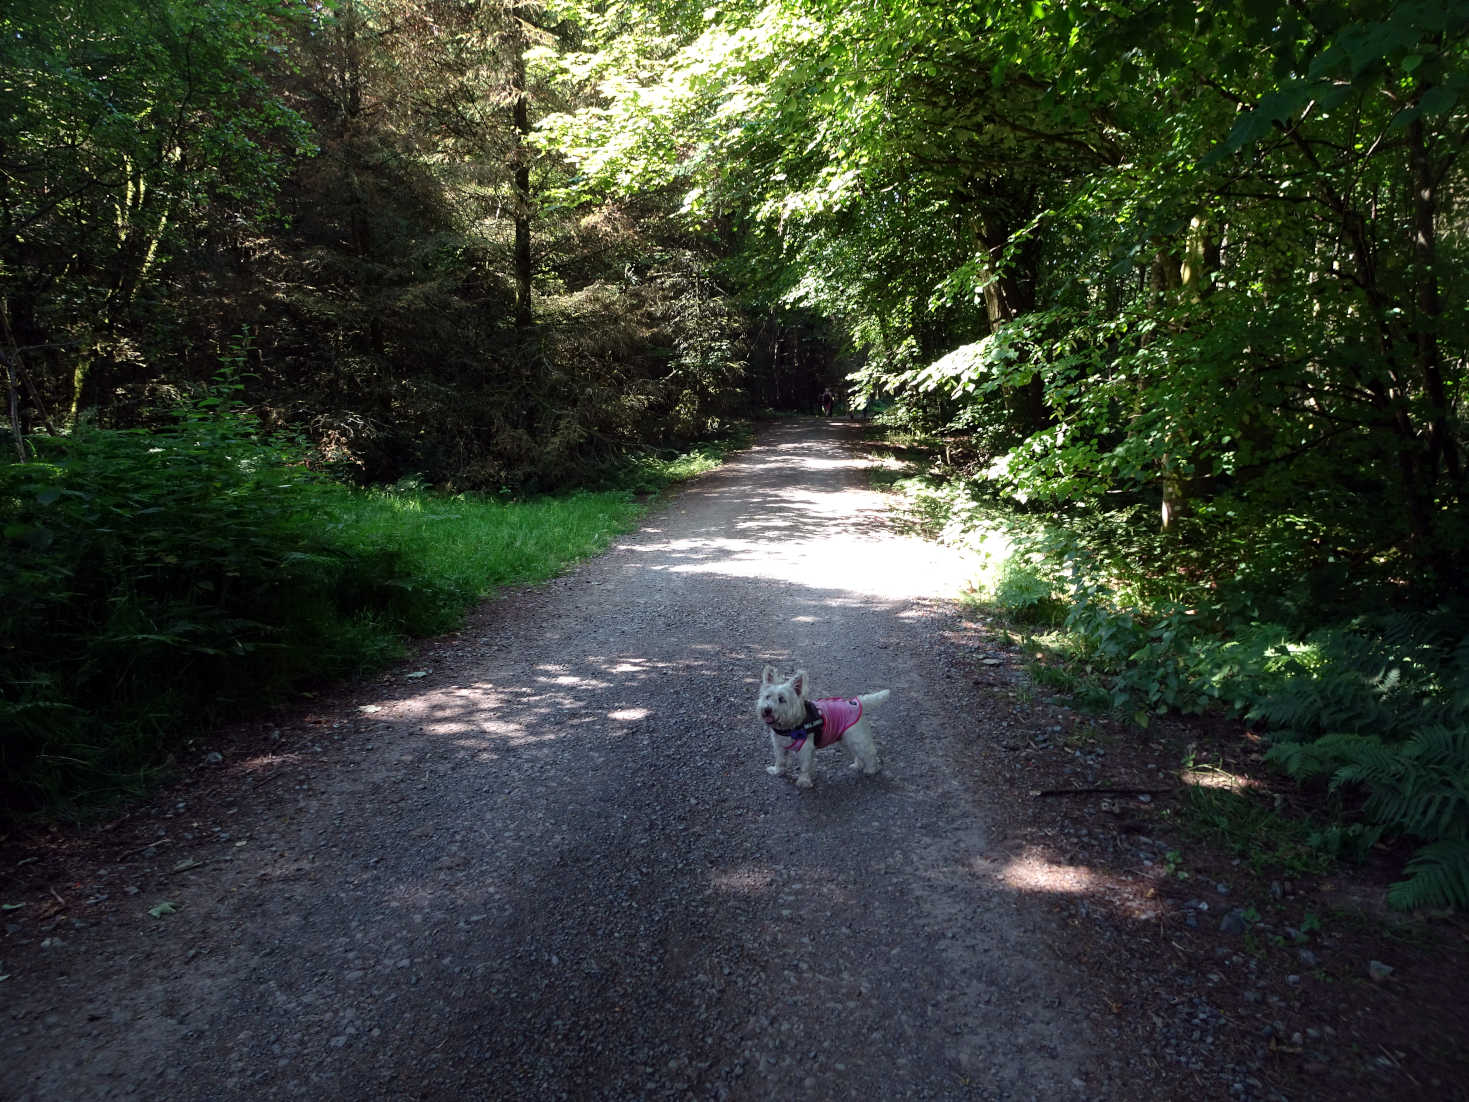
[1264,733,1381,783]
[958,490,1469,909]
[1269,728,1469,840]
[1386,841,1469,911]
[1268,725,1469,909]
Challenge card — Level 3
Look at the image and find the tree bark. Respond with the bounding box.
[976,223,1044,432]
[2,302,28,460]
[1179,216,1219,303]
[1407,113,1459,487]
[1162,216,1222,529]
[510,8,533,331]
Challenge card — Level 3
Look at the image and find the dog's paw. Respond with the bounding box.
[795,775,813,789]
[766,764,782,776]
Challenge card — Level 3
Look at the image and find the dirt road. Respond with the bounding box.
[3,419,1099,1100]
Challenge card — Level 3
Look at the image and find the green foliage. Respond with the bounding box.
[597,427,753,495]
[886,447,1469,907]
[0,0,311,418]
[2,0,752,495]
[0,387,711,817]
[992,562,1066,626]
[1266,725,1469,909]
[563,0,1467,592]
[3,401,358,810]
[1388,842,1469,911]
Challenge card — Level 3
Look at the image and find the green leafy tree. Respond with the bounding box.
[0,0,310,425]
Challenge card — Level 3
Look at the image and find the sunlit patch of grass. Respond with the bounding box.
[610,429,752,492]
[330,488,645,601]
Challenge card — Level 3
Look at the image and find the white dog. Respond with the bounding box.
[757,665,888,789]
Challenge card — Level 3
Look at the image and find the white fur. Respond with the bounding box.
[757,665,888,790]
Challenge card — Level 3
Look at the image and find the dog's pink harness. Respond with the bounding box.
[782,697,863,752]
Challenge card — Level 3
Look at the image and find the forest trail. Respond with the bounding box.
[2,419,1100,1100]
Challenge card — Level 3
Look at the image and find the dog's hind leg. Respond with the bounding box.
[845,723,881,775]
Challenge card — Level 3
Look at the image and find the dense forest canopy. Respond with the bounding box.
[1,0,752,491]
[6,0,1462,569]
[550,0,1467,589]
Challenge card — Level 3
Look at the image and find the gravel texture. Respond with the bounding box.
[1,419,1101,1101]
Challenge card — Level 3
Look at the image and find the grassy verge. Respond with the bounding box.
[1,416,747,819]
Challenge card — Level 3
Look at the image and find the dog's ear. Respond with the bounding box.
[762,665,778,685]
[791,670,806,697]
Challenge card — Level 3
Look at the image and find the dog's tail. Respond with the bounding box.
[858,689,891,710]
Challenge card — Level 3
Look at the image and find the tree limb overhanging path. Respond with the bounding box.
[4,420,1100,1100]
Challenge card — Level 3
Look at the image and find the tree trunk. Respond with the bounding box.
[510,10,533,331]
[58,145,182,429]
[1161,216,1222,529]
[2,302,28,460]
[976,223,1044,432]
[1179,216,1220,303]
[1407,114,1459,489]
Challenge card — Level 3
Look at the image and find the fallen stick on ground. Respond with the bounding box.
[1034,786,1173,797]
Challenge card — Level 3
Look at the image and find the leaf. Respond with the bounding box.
[4,523,54,550]
[1387,840,1469,911]
[148,901,179,918]
[1240,0,1276,27]
[1418,85,1459,116]
[1388,105,1422,132]
[1316,82,1353,111]
[1307,43,1347,79]
[405,670,429,679]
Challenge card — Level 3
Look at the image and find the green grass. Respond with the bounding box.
[328,488,645,607]
[604,432,748,494]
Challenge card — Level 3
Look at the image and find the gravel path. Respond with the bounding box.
[3,419,1100,1100]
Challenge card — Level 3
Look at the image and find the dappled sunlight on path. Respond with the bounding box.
[1,418,1099,1102]
[619,421,977,601]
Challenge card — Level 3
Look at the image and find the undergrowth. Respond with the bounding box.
[1174,783,1336,881]
[1,399,744,819]
[888,464,1469,911]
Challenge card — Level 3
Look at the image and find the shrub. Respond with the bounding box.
[0,405,415,813]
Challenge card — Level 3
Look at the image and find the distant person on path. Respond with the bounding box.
[820,387,835,416]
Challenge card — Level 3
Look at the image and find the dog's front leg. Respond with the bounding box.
[767,730,788,776]
[794,741,816,789]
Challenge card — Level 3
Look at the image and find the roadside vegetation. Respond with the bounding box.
[0,389,745,818]
[877,428,1467,910]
